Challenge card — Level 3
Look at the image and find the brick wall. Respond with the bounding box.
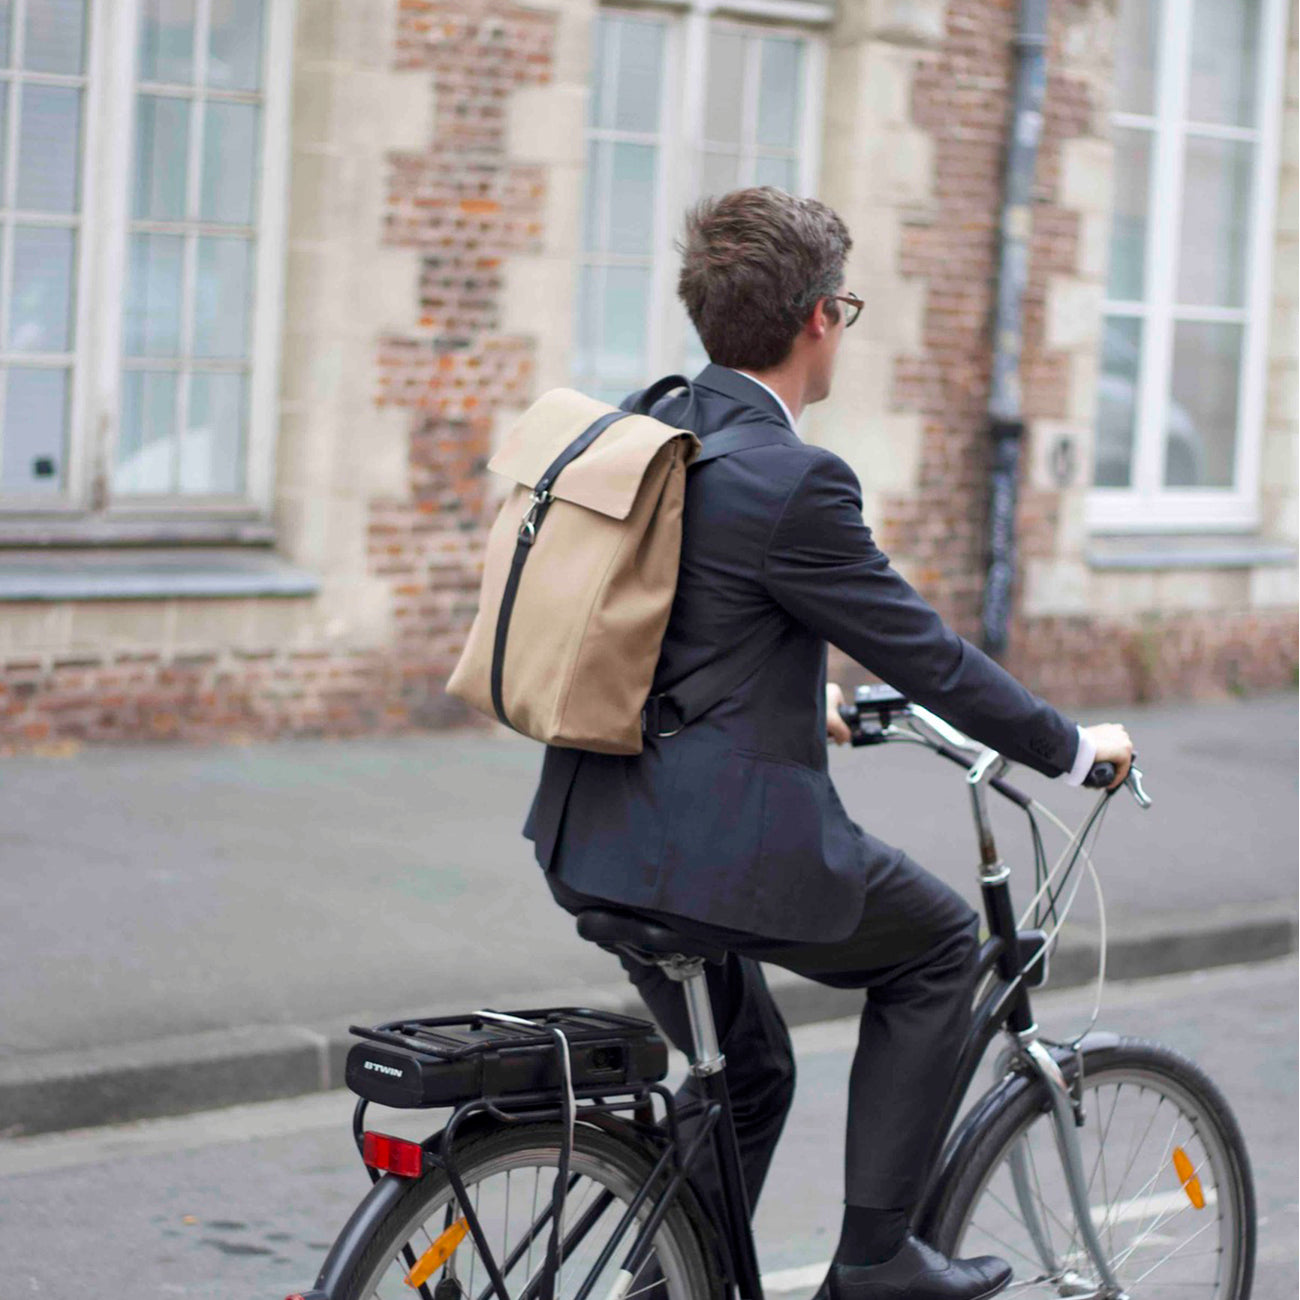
[370,0,557,725]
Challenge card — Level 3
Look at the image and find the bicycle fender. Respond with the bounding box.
[311,1170,411,1298]
[912,1032,1123,1238]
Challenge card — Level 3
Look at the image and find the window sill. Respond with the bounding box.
[1086,533,1297,571]
[0,516,277,548]
[0,549,321,601]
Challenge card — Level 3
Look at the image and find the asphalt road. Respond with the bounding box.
[1,694,1294,1060]
[0,957,1293,1299]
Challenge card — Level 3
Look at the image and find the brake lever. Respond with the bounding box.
[1126,764,1151,809]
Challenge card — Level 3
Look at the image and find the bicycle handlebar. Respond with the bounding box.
[836,700,1150,810]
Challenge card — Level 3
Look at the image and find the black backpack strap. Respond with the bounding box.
[629,374,698,429]
[691,423,792,464]
[643,631,781,737]
[491,407,632,729]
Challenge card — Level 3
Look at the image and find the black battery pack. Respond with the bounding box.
[344,1007,669,1109]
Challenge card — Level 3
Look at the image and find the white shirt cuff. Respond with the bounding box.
[1061,725,1096,786]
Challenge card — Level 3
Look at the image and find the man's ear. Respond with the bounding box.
[806,297,829,339]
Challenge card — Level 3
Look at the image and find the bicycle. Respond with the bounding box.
[287,684,1255,1300]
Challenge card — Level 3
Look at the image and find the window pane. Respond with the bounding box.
[0,85,10,209]
[574,263,602,378]
[116,370,177,493]
[1176,136,1253,308]
[757,38,801,150]
[134,94,190,220]
[1188,0,1260,127]
[1093,316,1143,488]
[207,0,265,91]
[181,371,245,493]
[701,149,738,199]
[1106,127,1152,301]
[1166,321,1242,487]
[200,100,259,224]
[755,154,795,192]
[1114,0,1161,115]
[587,15,615,130]
[24,0,85,75]
[608,142,655,255]
[705,28,744,145]
[139,0,195,85]
[193,235,252,358]
[613,17,663,133]
[598,265,648,377]
[17,84,80,213]
[591,383,632,407]
[10,226,74,352]
[581,139,605,252]
[2,366,67,493]
[0,2,11,66]
[124,233,184,356]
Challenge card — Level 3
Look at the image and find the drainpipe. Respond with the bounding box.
[980,0,1048,657]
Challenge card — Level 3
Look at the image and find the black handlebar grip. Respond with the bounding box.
[1083,761,1117,789]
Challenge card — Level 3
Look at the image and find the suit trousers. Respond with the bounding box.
[546,846,981,1214]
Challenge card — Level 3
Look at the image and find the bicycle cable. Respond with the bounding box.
[1024,791,1115,1045]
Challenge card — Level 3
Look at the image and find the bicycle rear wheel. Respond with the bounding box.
[927,1038,1255,1299]
[330,1122,721,1300]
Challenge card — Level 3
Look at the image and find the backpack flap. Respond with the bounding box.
[488,387,699,519]
[448,386,699,753]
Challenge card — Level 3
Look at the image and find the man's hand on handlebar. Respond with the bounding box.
[1082,722,1134,791]
[827,683,853,745]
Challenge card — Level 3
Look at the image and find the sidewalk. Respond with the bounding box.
[2,692,1295,1136]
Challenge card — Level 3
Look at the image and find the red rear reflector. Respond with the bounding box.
[363,1130,425,1178]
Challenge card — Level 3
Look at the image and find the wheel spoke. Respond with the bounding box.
[1125,1217,1219,1287]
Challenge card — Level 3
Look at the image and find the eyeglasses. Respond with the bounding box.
[828,293,864,328]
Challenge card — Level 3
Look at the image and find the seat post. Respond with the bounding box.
[660,956,725,1076]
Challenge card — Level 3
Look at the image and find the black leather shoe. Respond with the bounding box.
[811,1235,1012,1300]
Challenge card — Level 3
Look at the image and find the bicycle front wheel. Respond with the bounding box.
[330,1121,722,1300]
[928,1037,1255,1299]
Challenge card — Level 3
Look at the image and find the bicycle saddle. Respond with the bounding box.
[576,908,728,964]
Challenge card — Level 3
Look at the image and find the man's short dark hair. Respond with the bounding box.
[676,186,852,371]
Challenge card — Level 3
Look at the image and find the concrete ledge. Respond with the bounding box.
[1,906,1293,1139]
[0,1026,329,1137]
[1087,533,1297,570]
[0,549,321,601]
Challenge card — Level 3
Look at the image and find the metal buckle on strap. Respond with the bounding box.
[518,488,553,544]
[641,694,684,739]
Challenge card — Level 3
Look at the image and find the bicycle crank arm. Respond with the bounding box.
[1019,1037,1130,1299]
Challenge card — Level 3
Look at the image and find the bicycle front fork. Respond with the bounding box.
[1013,1032,1129,1300]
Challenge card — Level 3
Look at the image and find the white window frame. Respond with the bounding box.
[0,0,295,526]
[579,0,829,394]
[1087,0,1289,534]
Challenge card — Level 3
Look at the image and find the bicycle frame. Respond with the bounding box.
[303,702,1149,1300]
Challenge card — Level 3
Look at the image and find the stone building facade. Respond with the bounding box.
[0,0,1294,747]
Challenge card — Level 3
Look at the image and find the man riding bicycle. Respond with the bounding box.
[523,186,1133,1300]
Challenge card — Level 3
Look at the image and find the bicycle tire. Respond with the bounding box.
[330,1121,723,1300]
[926,1037,1255,1299]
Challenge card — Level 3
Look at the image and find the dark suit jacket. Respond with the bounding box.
[522,363,1080,942]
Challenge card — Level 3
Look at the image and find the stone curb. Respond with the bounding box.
[2,906,1294,1139]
